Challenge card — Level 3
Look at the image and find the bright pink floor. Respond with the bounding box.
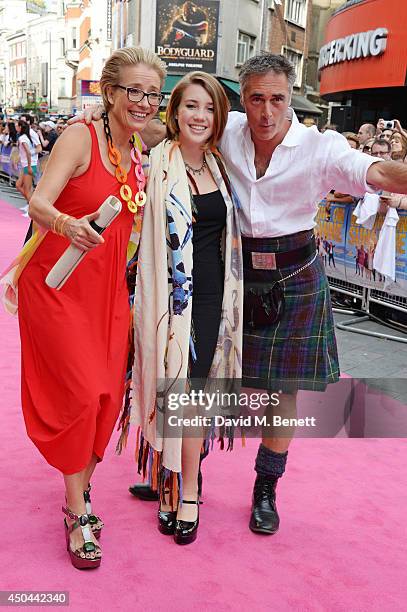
[1,203,406,611]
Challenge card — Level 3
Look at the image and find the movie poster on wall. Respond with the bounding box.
[155,0,220,73]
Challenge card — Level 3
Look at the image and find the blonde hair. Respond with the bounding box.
[343,131,359,147]
[166,72,230,150]
[99,47,167,112]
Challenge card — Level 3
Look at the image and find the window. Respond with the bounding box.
[236,31,256,66]
[71,27,77,49]
[283,48,303,88]
[285,0,307,28]
[60,37,66,56]
[59,77,66,97]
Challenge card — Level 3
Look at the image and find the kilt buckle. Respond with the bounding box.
[251,252,276,270]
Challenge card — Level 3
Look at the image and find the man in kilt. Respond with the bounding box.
[219,53,407,535]
[80,53,407,535]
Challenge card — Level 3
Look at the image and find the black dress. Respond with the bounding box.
[190,189,226,380]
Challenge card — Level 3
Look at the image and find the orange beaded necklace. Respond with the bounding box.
[102,111,146,214]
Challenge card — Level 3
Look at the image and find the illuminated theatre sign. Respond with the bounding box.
[318,27,388,71]
[155,0,220,73]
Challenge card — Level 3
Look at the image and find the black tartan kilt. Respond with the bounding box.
[242,230,340,393]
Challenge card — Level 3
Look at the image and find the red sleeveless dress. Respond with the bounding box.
[18,123,137,474]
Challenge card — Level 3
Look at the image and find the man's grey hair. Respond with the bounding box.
[238,53,296,96]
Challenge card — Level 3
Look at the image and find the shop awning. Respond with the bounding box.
[162,76,321,116]
[291,94,322,116]
[163,75,183,94]
[218,78,241,96]
[163,75,241,96]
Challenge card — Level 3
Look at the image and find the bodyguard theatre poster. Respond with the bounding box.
[155,0,220,73]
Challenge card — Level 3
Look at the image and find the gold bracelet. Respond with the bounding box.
[53,214,65,235]
[54,213,70,235]
[51,211,63,233]
[58,216,71,237]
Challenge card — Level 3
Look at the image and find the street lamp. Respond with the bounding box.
[42,31,54,111]
[48,31,52,110]
[1,64,6,108]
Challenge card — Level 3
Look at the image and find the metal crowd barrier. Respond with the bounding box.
[0,143,46,187]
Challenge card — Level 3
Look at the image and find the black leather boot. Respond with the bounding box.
[249,475,280,535]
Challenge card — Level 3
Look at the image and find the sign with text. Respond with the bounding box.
[155,0,219,73]
[318,28,388,72]
[79,80,102,110]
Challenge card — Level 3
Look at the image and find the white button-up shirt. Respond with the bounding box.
[219,110,381,238]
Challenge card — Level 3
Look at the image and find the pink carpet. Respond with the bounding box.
[1,202,406,611]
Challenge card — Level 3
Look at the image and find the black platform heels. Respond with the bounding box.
[158,507,177,535]
[157,489,177,535]
[173,499,203,545]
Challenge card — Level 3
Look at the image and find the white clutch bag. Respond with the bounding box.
[45,195,122,290]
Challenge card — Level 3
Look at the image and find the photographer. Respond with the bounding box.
[377,118,407,141]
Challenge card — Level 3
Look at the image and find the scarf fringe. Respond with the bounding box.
[132,429,182,506]
[120,421,242,504]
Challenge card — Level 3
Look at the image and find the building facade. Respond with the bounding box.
[26,12,60,113]
[6,31,27,108]
[55,0,111,113]
[112,0,319,117]
[306,0,343,124]
[0,0,32,110]
[265,0,321,120]
[318,0,407,131]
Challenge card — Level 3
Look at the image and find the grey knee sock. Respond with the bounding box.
[255,443,288,479]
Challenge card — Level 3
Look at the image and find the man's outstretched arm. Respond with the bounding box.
[367,161,407,194]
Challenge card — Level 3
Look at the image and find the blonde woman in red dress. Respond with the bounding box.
[14,48,166,569]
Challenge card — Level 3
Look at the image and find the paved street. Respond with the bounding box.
[0,176,27,211]
[334,312,407,404]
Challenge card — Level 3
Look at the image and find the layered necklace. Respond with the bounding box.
[102,111,146,214]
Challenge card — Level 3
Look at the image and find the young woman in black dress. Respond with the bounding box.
[131,72,243,545]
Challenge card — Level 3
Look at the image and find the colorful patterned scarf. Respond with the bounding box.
[0,225,47,315]
[129,139,243,479]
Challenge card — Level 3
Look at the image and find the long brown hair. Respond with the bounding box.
[166,72,230,150]
[390,131,407,161]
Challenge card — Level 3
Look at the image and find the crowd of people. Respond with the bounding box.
[0,114,68,212]
[322,117,407,163]
[317,117,407,276]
